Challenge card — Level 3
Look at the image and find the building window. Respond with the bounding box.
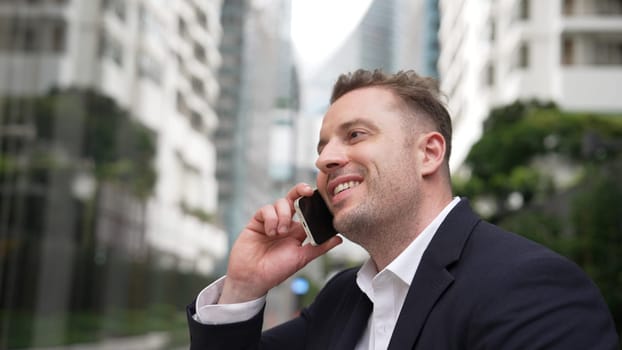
[0,19,35,52]
[138,52,162,84]
[102,0,126,22]
[0,19,9,50]
[519,0,530,20]
[139,5,163,41]
[51,22,66,52]
[489,20,496,42]
[176,91,190,116]
[194,43,207,64]
[99,33,123,66]
[562,0,575,16]
[518,42,529,68]
[23,27,37,52]
[190,110,203,130]
[594,40,622,65]
[195,6,208,30]
[178,17,189,39]
[0,17,66,53]
[175,152,202,209]
[562,38,574,65]
[486,63,495,86]
[191,76,205,95]
[596,0,622,14]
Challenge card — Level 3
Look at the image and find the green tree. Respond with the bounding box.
[1,87,157,198]
[453,100,622,336]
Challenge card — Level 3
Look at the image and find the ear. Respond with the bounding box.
[419,132,446,177]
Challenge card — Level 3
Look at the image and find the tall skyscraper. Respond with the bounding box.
[422,0,441,78]
[215,0,250,257]
[215,0,300,255]
[214,0,301,326]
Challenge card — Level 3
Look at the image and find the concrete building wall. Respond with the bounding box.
[438,0,622,171]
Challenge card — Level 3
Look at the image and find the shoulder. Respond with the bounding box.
[303,266,362,315]
[466,220,574,268]
[455,222,619,348]
[460,219,588,288]
[314,266,360,300]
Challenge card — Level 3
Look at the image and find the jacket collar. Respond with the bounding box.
[388,198,481,350]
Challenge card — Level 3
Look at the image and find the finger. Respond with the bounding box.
[255,204,278,236]
[285,182,314,207]
[274,198,292,234]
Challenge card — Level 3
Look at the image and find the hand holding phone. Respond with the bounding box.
[294,189,339,246]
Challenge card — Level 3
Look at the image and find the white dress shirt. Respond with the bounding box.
[354,197,460,349]
[194,197,461,350]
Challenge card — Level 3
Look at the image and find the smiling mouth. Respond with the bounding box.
[333,181,361,196]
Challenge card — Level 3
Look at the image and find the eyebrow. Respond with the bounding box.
[316,118,379,154]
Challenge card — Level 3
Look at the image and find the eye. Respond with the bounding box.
[348,130,367,141]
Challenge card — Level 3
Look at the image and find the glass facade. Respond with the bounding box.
[0,1,224,348]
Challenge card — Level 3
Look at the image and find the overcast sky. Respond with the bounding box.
[291,0,372,77]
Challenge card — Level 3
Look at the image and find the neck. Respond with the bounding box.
[364,191,453,271]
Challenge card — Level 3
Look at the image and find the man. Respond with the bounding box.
[187,69,619,349]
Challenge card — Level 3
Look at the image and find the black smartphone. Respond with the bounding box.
[294,189,339,246]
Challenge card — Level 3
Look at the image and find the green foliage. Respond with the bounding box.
[499,210,570,255]
[1,305,189,349]
[0,248,211,348]
[454,99,622,336]
[570,166,622,320]
[0,87,157,198]
[179,200,216,223]
[459,100,622,215]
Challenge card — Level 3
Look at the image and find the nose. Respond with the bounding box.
[315,140,347,173]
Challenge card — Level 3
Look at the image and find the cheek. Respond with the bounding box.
[316,172,327,187]
[381,145,419,176]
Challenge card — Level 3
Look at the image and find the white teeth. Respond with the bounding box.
[333,181,360,196]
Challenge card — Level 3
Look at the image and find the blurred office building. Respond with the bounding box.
[0,0,227,275]
[438,0,622,171]
[215,0,300,249]
[214,0,301,327]
[297,0,437,120]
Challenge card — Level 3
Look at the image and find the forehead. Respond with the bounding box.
[320,87,405,133]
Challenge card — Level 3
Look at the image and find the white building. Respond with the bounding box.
[438,0,622,171]
[0,0,227,275]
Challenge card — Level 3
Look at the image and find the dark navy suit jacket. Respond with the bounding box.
[187,199,619,349]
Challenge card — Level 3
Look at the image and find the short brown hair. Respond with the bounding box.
[330,69,452,163]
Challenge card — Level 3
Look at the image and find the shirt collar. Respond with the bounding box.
[357,197,461,293]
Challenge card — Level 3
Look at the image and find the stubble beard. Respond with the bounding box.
[334,175,420,250]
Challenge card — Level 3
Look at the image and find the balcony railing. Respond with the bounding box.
[563,0,622,16]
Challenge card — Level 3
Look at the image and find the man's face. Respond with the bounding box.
[315,87,426,240]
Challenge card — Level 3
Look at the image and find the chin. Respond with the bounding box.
[334,209,368,235]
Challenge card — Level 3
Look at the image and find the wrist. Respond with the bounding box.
[218,277,267,304]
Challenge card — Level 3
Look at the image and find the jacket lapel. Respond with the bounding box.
[388,199,481,349]
[330,292,372,350]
